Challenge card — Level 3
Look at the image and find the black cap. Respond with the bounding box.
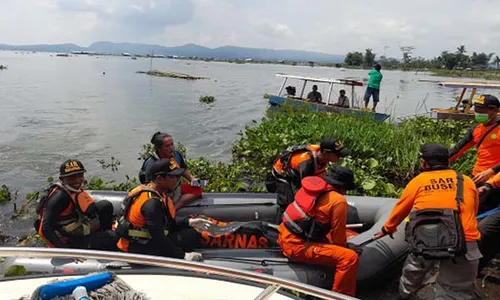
[150,158,185,178]
[420,143,449,166]
[323,166,356,190]
[320,138,349,157]
[59,159,86,178]
[474,94,500,109]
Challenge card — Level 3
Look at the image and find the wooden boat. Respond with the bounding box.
[267,73,391,122]
[431,81,500,120]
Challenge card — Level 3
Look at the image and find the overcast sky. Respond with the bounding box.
[2,0,500,58]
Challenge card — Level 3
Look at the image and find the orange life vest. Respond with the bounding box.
[282,176,334,241]
[116,184,176,251]
[36,183,99,247]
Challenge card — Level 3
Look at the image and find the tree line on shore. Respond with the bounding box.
[344,45,500,71]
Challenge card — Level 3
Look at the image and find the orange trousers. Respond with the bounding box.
[280,242,359,296]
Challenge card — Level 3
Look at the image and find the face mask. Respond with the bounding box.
[475,113,490,124]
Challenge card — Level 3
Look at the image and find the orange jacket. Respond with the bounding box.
[117,184,177,252]
[278,189,348,247]
[449,121,500,176]
[38,186,97,248]
[383,169,480,242]
[273,145,327,180]
[486,172,500,188]
[128,184,176,227]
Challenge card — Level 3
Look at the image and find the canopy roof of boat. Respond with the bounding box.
[276,73,364,86]
[431,81,500,116]
[438,81,500,89]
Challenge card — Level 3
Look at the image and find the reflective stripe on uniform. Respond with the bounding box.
[128,229,170,239]
[292,201,309,219]
[283,212,304,234]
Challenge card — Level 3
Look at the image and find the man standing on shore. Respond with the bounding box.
[364,63,383,112]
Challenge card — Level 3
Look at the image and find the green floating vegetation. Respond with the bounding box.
[263,93,270,99]
[3,265,26,277]
[0,185,11,204]
[199,95,215,103]
[136,70,208,80]
[5,106,477,216]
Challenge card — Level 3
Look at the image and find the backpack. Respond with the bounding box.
[279,145,312,167]
[282,176,334,241]
[405,171,467,260]
[35,182,70,216]
[277,145,314,178]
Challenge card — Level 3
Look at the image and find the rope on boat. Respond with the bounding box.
[28,272,150,300]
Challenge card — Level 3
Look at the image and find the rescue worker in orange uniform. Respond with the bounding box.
[375,143,482,299]
[449,95,500,275]
[117,158,212,261]
[270,138,349,219]
[277,166,360,297]
[476,171,500,273]
[35,159,117,250]
[139,132,203,210]
[449,94,500,211]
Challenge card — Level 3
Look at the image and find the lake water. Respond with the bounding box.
[0,51,486,197]
[2,51,500,296]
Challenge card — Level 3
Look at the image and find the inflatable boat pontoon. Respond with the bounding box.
[0,192,409,291]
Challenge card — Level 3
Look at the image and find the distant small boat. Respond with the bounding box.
[267,73,391,122]
[431,81,500,120]
[56,53,69,57]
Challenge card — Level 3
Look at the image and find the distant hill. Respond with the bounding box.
[0,41,344,63]
[0,43,85,53]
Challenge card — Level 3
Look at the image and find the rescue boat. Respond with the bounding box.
[0,247,357,300]
[0,192,409,291]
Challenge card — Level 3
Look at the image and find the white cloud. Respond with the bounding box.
[255,20,294,39]
[1,0,500,58]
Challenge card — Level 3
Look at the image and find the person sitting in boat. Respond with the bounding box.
[269,138,349,220]
[277,166,361,297]
[35,159,117,250]
[139,132,203,210]
[332,89,350,108]
[285,85,296,97]
[374,143,481,300]
[117,159,211,261]
[448,94,500,273]
[306,85,322,103]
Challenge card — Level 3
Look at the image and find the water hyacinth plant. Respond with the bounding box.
[5,105,478,222]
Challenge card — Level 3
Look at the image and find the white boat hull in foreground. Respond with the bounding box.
[0,247,358,300]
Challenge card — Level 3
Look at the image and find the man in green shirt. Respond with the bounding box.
[363,64,383,112]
